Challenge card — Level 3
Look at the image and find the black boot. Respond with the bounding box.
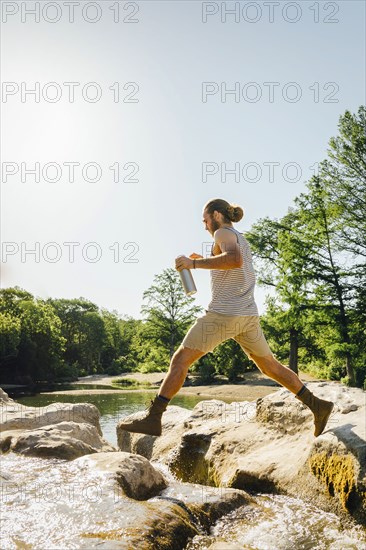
[118,395,169,436]
[295,385,334,437]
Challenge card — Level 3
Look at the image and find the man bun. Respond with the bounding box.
[227,204,244,222]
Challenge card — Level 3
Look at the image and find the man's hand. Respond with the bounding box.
[175,255,194,271]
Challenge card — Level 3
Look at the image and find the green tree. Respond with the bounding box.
[0,312,21,372]
[211,338,253,381]
[16,299,66,382]
[0,288,66,383]
[46,297,100,375]
[99,309,122,370]
[247,107,366,386]
[79,311,106,374]
[140,268,203,361]
[246,211,308,373]
[289,178,357,385]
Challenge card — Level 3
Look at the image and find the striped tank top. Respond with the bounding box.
[207,226,258,316]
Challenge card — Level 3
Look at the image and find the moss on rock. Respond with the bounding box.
[309,452,363,514]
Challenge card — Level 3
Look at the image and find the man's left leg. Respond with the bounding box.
[118,345,205,436]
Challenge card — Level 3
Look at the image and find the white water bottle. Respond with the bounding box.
[177,255,197,295]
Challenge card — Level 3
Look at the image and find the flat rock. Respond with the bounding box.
[1,421,115,460]
[0,399,102,434]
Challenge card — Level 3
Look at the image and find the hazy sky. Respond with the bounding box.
[1,0,365,318]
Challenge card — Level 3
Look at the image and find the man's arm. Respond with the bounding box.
[195,228,243,270]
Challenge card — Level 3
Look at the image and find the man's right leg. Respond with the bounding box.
[249,353,334,437]
[118,310,222,436]
[118,345,205,436]
[234,318,334,437]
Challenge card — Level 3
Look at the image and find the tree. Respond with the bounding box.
[323,106,366,259]
[0,288,66,383]
[141,268,203,360]
[46,297,101,375]
[246,211,308,373]
[16,299,66,383]
[289,178,357,385]
[0,312,21,372]
[210,338,253,381]
[246,107,366,386]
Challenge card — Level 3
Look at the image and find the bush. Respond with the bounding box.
[327,364,347,381]
[112,377,152,388]
[54,360,79,381]
[340,375,350,387]
[138,360,166,373]
[196,356,216,383]
[106,356,135,375]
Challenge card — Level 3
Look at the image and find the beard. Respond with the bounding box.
[210,218,221,234]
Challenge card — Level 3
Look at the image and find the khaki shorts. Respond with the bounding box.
[181,310,273,358]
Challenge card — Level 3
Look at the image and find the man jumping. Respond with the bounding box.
[119,198,334,438]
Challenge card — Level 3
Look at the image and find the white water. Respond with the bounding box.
[187,493,366,549]
[2,451,366,549]
[1,453,146,549]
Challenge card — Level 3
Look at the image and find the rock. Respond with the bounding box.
[0,400,102,434]
[0,389,258,549]
[341,404,359,414]
[0,388,10,403]
[0,387,116,461]
[1,421,115,460]
[75,451,167,500]
[123,482,252,550]
[71,450,253,548]
[118,382,366,526]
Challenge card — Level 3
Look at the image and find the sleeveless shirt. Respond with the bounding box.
[207,226,259,316]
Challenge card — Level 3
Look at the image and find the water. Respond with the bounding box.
[1,389,365,549]
[17,388,204,447]
[186,494,366,549]
[1,452,149,549]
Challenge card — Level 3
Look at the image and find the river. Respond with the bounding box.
[1,388,365,549]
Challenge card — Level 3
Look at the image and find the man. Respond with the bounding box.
[119,198,334,438]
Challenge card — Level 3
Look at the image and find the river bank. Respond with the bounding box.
[42,370,323,402]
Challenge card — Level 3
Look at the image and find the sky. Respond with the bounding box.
[1,0,365,319]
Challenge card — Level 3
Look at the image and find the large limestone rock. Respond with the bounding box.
[0,388,115,460]
[0,441,254,549]
[1,421,115,460]
[74,451,167,500]
[117,382,366,526]
[0,398,102,433]
[130,489,250,550]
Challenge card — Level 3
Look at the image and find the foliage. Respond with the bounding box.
[246,106,366,386]
[141,268,203,359]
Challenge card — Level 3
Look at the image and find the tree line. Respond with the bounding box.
[246,106,365,387]
[0,107,365,388]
